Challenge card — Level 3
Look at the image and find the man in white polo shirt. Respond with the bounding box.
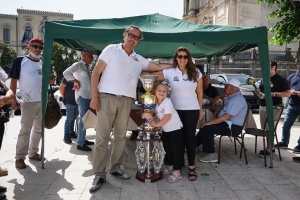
[89,25,172,192]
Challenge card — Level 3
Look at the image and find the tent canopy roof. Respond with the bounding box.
[42,13,276,166]
[45,13,264,58]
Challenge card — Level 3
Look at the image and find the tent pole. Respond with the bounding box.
[41,129,45,169]
[257,42,273,168]
[75,39,86,49]
[221,44,237,56]
[41,34,54,169]
[207,58,211,75]
[63,39,76,50]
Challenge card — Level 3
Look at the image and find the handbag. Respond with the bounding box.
[45,85,62,129]
[82,108,97,130]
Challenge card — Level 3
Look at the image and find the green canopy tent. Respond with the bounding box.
[42,13,275,167]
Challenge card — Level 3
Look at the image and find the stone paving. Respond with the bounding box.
[0,112,299,200]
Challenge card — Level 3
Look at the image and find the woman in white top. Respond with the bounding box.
[142,46,203,181]
[142,83,184,183]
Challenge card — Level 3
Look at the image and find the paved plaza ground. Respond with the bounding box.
[0,111,299,200]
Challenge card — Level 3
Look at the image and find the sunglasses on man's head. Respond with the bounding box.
[126,32,141,41]
[30,44,43,50]
[177,55,188,60]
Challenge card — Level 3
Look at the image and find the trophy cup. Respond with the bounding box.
[139,75,158,137]
[246,77,265,99]
[135,75,165,183]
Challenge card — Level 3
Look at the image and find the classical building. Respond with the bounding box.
[182,0,298,52]
[0,9,73,55]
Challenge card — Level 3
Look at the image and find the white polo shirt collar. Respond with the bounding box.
[175,66,188,81]
[117,43,137,57]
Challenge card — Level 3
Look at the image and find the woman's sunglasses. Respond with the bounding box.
[30,44,44,50]
[177,55,188,60]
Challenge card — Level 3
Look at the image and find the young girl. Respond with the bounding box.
[142,83,184,183]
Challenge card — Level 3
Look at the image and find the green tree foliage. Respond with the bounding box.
[0,43,18,68]
[51,42,79,73]
[257,0,300,61]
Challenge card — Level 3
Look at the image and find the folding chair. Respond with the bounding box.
[242,105,284,167]
[217,103,250,164]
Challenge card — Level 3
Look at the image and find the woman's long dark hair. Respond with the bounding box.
[173,46,199,82]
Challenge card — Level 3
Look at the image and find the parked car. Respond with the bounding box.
[210,73,260,109]
[4,78,59,115]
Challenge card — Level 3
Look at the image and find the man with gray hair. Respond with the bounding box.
[63,50,95,151]
[89,25,172,192]
[196,79,248,163]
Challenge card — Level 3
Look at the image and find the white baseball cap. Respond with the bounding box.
[224,78,240,88]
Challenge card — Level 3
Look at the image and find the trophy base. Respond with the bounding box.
[135,168,162,183]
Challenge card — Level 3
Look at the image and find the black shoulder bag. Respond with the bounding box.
[45,85,62,129]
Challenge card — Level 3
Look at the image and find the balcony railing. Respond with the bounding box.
[211,49,296,62]
[0,40,29,47]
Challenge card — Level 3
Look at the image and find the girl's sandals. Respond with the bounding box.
[188,167,197,181]
[0,167,8,177]
[163,166,173,175]
[167,172,182,183]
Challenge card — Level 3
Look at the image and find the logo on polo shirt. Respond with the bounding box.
[37,69,42,75]
[173,76,179,81]
[133,56,139,62]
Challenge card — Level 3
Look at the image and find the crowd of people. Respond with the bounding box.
[0,25,299,198]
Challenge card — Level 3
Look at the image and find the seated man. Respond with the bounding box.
[197,79,247,163]
[203,75,220,105]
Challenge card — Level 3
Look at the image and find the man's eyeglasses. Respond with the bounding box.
[177,55,188,60]
[126,32,141,41]
[30,44,43,50]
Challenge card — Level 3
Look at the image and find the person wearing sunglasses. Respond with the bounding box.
[89,25,173,192]
[9,38,56,169]
[141,46,203,181]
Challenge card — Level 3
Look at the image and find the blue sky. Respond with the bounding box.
[0,0,183,20]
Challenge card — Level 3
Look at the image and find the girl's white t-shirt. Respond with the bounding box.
[155,98,182,132]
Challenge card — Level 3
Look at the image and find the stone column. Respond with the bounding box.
[189,0,196,15]
[184,0,188,16]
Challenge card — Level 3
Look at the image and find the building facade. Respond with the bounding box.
[0,9,73,55]
[182,0,298,52]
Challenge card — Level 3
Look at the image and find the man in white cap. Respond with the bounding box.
[196,78,248,163]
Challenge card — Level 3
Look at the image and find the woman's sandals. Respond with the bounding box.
[167,171,182,183]
[188,167,197,181]
[163,166,174,175]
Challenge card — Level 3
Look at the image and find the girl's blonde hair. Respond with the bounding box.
[152,82,169,94]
